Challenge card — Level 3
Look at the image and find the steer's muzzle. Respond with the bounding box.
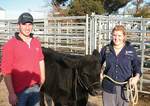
[89,88,102,96]
[88,83,102,96]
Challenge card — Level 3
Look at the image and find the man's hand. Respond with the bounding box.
[9,92,18,106]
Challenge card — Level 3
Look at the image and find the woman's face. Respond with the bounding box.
[112,30,125,46]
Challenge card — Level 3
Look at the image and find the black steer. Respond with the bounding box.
[40,48,101,106]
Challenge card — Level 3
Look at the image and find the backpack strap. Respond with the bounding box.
[104,44,111,61]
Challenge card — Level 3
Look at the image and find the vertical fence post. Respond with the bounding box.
[139,17,145,92]
[98,16,102,52]
[44,17,49,47]
[90,12,97,54]
[85,14,89,55]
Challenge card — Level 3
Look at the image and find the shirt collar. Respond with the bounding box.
[108,40,131,55]
[15,32,33,41]
[109,40,131,48]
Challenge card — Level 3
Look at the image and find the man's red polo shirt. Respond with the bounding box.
[1,35,44,93]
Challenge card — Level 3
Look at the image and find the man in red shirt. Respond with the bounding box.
[1,12,45,106]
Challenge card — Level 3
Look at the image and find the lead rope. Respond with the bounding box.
[103,75,138,106]
[74,69,78,101]
[127,79,138,106]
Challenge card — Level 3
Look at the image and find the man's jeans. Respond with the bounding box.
[16,84,40,106]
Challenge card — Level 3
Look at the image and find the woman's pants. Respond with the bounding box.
[102,86,129,106]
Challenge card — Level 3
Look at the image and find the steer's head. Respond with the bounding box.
[78,49,101,96]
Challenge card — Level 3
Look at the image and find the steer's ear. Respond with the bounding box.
[92,49,100,57]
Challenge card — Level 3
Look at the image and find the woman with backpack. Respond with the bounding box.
[99,25,141,106]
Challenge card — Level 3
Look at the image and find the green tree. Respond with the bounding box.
[51,0,68,6]
[48,0,69,16]
[50,0,150,16]
[131,0,143,14]
[68,0,105,16]
[49,0,132,16]
[134,5,150,18]
[130,0,150,18]
[103,0,131,14]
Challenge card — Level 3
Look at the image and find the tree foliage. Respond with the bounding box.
[68,0,105,16]
[103,0,131,14]
[51,0,68,6]
[131,0,150,18]
[134,5,150,18]
[50,0,131,16]
[50,0,149,17]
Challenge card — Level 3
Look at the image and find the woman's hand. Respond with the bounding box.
[100,73,104,81]
[129,74,140,86]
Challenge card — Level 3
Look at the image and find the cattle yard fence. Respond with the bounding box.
[0,14,150,94]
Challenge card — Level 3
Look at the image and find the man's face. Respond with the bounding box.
[18,23,33,37]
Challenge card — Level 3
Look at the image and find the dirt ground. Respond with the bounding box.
[0,80,9,106]
[0,80,150,106]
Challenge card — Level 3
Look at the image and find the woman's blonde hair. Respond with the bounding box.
[112,25,127,42]
[112,25,126,35]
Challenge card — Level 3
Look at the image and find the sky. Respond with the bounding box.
[0,0,52,19]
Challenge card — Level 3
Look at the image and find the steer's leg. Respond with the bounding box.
[45,94,53,106]
[40,92,45,106]
[77,97,88,106]
[54,102,62,106]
